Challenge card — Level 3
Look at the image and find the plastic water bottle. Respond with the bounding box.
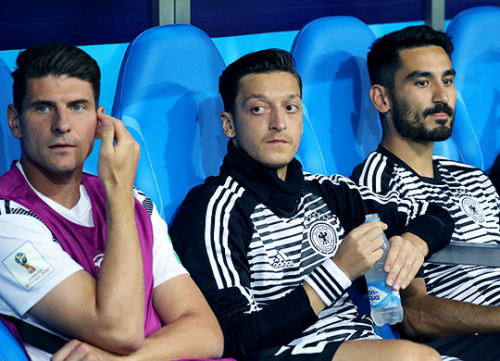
[364,213,404,326]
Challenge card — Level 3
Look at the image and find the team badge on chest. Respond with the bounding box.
[308,221,338,256]
[460,196,485,223]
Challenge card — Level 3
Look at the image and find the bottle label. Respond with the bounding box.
[367,279,401,309]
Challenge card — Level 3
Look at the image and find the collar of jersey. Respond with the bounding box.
[221,141,304,217]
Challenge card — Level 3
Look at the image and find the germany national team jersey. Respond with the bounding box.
[170,142,454,361]
[352,146,500,306]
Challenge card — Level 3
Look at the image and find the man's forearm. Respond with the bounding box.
[402,286,500,338]
[95,191,145,350]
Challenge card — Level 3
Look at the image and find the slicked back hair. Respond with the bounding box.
[368,25,453,90]
[219,48,302,115]
[12,43,101,113]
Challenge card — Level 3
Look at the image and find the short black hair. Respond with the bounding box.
[12,43,101,113]
[368,25,453,90]
[219,48,302,114]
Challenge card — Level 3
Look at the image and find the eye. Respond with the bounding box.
[285,104,300,112]
[250,106,267,114]
[415,80,428,87]
[35,104,50,113]
[443,78,454,86]
[72,104,86,111]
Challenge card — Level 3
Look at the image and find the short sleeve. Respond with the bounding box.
[149,204,187,288]
[0,210,83,316]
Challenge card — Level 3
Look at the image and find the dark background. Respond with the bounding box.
[1,0,499,50]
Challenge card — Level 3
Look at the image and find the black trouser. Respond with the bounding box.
[426,332,500,361]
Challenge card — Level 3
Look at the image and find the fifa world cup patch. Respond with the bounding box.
[3,241,54,290]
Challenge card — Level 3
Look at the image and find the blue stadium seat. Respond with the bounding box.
[292,16,465,177]
[112,24,227,224]
[0,57,19,175]
[0,320,29,361]
[292,16,378,176]
[447,5,500,173]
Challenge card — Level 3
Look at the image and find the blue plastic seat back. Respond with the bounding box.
[292,16,465,177]
[447,5,500,173]
[112,24,227,224]
[0,320,29,361]
[291,16,380,176]
[0,57,19,175]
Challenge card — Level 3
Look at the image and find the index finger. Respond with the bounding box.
[51,339,81,361]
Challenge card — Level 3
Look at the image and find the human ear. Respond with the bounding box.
[7,104,22,139]
[221,112,236,138]
[94,106,105,139]
[369,85,391,114]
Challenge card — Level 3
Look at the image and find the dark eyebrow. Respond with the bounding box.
[67,99,91,107]
[406,71,432,80]
[243,93,301,104]
[444,68,456,77]
[407,68,456,80]
[28,99,91,109]
[27,100,55,109]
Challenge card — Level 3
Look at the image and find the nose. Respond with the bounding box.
[433,82,449,104]
[51,109,71,134]
[269,109,287,132]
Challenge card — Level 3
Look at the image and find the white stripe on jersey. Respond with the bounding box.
[358,152,500,305]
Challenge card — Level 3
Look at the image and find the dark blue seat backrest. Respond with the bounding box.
[0,57,19,175]
[447,5,500,173]
[112,24,227,224]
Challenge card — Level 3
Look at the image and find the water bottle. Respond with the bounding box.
[364,213,403,326]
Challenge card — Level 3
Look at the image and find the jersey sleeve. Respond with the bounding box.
[316,174,454,258]
[170,185,319,360]
[0,208,83,316]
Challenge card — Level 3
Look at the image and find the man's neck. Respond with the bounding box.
[20,162,82,209]
[381,135,435,178]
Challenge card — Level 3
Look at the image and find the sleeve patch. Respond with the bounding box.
[3,241,54,290]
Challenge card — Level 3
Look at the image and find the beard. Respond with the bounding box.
[390,97,455,143]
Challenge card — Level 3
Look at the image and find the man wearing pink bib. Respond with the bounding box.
[0,43,223,361]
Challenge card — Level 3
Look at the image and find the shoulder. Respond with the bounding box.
[303,171,360,191]
[0,199,51,235]
[434,156,490,182]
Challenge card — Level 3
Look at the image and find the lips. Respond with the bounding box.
[49,142,75,149]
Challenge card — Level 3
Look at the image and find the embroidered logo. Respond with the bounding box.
[93,253,104,269]
[272,250,294,268]
[3,241,54,290]
[308,221,338,256]
[460,196,485,224]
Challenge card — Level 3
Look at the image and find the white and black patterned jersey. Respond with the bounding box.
[170,142,453,361]
[352,146,500,306]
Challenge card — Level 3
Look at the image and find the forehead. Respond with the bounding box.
[25,75,94,102]
[237,72,301,101]
[397,46,452,76]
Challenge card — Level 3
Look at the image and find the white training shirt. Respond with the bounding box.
[0,163,187,360]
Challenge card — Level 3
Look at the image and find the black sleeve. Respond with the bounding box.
[169,184,318,360]
[316,174,454,258]
[489,153,500,195]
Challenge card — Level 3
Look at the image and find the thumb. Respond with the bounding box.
[99,117,115,151]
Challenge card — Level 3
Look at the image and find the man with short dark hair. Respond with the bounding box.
[0,43,223,361]
[170,48,457,361]
[352,25,500,360]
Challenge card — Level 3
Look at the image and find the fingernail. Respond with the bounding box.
[386,278,393,286]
